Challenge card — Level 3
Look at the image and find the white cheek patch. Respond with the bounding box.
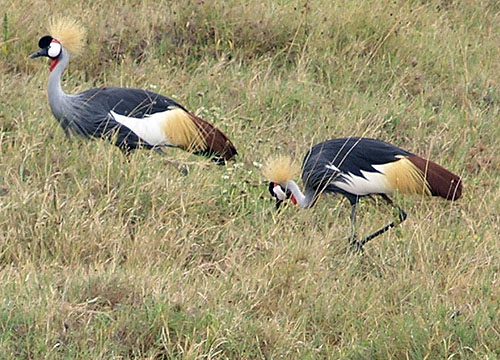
[48,42,62,58]
[273,185,287,201]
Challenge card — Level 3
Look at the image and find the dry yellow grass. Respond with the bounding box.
[0,0,498,358]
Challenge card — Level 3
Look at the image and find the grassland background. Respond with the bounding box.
[0,0,498,358]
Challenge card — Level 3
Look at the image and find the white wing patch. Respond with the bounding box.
[331,163,394,196]
[110,110,174,146]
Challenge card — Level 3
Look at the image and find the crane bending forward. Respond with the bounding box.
[30,18,237,163]
[263,138,462,250]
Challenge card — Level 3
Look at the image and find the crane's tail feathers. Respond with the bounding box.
[407,155,463,200]
[188,114,238,163]
[162,109,236,162]
[384,157,432,196]
[262,156,299,185]
[162,109,206,150]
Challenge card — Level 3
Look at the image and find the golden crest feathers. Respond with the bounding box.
[262,155,299,185]
[48,18,86,56]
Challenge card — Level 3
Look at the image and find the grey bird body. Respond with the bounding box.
[47,51,184,150]
[32,30,237,161]
[301,138,412,205]
[267,137,462,249]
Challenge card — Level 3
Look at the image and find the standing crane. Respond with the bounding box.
[263,137,463,250]
[30,19,237,164]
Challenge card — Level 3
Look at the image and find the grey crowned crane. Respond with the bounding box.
[263,137,463,250]
[30,19,237,163]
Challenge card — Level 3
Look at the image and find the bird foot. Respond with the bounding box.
[348,235,365,253]
[350,241,365,253]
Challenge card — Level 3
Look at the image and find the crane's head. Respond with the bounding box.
[262,156,299,209]
[30,18,85,71]
[268,182,297,209]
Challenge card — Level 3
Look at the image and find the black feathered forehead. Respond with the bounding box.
[38,35,54,49]
[268,182,276,197]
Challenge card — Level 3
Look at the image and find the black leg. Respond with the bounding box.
[346,197,365,253]
[349,203,358,244]
[63,127,72,139]
[358,194,407,248]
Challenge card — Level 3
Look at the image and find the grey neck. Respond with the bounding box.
[285,180,317,209]
[47,49,71,120]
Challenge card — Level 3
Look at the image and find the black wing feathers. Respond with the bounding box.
[78,87,186,118]
[302,138,411,190]
[72,88,186,150]
[74,87,237,160]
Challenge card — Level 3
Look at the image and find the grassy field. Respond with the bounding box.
[1,0,499,358]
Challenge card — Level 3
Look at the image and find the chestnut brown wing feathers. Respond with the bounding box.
[188,113,237,162]
[408,155,462,200]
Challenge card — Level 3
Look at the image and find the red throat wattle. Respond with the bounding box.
[50,59,59,72]
[291,195,297,205]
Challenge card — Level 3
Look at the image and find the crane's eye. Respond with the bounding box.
[48,41,62,58]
